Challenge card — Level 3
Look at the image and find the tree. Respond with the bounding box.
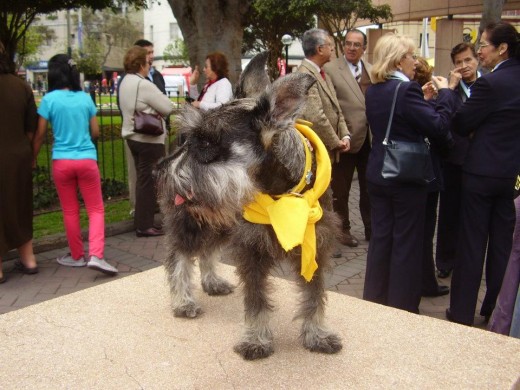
[163,40,189,65]
[168,0,253,85]
[301,0,392,54]
[70,8,142,75]
[242,0,315,79]
[15,21,55,70]
[0,0,147,63]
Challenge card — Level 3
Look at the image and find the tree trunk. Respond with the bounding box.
[168,0,252,87]
[479,0,505,35]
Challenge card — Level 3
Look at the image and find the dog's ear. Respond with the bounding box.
[263,72,315,125]
[235,51,271,99]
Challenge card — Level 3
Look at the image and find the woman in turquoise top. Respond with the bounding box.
[33,54,118,276]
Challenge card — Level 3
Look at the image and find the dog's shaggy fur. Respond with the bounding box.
[156,53,342,360]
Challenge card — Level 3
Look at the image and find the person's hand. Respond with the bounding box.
[431,75,449,90]
[342,137,351,152]
[190,65,200,85]
[191,100,201,109]
[447,67,463,90]
[422,81,438,101]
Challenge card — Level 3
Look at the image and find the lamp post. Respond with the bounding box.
[281,34,293,71]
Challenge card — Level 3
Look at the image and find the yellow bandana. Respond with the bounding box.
[243,120,331,282]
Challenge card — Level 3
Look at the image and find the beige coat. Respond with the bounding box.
[297,60,350,162]
[324,58,373,154]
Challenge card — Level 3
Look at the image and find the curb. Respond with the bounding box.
[4,219,135,262]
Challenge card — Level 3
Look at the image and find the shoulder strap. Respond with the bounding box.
[134,78,142,112]
[383,81,402,145]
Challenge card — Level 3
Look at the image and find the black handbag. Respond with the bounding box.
[381,82,434,184]
[133,79,164,136]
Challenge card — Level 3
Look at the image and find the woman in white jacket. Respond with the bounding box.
[189,51,233,111]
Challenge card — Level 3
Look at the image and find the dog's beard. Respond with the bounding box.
[158,144,260,229]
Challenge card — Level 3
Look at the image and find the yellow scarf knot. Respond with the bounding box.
[243,120,331,282]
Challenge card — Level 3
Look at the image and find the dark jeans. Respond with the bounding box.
[126,139,165,230]
[435,162,463,272]
[330,136,371,233]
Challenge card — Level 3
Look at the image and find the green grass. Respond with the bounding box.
[36,138,128,182]
[33,199,133,239]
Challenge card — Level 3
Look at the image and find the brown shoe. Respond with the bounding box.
[339,230,359,247]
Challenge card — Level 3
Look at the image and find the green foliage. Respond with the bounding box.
[0,0,147,62]
[15,20,55,69]
[242,0,315,79]
[163,40,189,65]
[298,0,392,53]
[73,37,104,75]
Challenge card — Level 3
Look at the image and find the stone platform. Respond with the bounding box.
[1,264,519,389]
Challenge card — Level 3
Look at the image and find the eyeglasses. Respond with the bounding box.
[478,42,491,48]
[344,41,363,49]
[404,53,418,60]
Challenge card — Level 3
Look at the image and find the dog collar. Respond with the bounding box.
[243,120,332,282]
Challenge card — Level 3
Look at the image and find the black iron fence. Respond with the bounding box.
[33,91,180,213]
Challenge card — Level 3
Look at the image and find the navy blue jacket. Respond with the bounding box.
[452,58,520,179]
[365,79,458,186]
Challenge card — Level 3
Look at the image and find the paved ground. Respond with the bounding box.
[0,178,489,329]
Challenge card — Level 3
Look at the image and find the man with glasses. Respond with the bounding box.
[297,28,352,256]
[324,29,373,246]
[435,42,480,280]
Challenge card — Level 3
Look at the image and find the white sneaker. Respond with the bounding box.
[57,253,87,267]
[87,256,118,276]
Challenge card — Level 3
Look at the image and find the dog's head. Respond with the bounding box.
[157,53,315,229]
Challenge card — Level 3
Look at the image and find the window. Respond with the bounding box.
[150,25,154,42]
[170,23,179,40]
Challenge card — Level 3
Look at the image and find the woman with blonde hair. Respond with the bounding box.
[362,33,459,313]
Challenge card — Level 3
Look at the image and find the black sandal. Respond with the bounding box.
[14,260,39,275]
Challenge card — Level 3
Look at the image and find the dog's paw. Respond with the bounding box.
[202,279,235,296]
[233,341,274,360]
[173,303,202,318]
[303,333,343,354]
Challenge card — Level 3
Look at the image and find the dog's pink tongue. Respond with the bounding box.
[174,194,185,206]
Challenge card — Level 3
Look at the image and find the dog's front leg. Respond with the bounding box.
[199,249,235,296]
[164,251,201,318]
[294,256,343,354]
[233,250,274,360]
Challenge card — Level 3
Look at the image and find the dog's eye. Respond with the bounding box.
[200,140,210,149]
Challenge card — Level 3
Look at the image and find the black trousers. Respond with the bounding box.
[449,173,516,324]
[363,182,427,313]
[435,162,463,272]
[330,136,371,233]
[126,139,165,230]
[422,191,441,293]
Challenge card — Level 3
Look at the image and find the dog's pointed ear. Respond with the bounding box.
[235,51,271,99]
[262,73,315,125]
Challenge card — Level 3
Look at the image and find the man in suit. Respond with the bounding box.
[435,42,480,279]
[297,29,351,251]
[324,29,372,246]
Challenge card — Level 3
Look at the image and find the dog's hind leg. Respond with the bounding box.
[164,252,202,318]
[233,252,275,360]
[293,257,343,354]
[199,249,235,296]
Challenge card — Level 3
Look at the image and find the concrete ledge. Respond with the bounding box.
[1,264,519,389]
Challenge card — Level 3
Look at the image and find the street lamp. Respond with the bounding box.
[281,34,293,71]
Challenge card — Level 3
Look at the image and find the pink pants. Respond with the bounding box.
[52,159,105,260]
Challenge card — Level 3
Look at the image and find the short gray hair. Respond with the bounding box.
[302,28,329,58]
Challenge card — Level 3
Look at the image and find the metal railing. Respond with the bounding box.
[33,90,180,213]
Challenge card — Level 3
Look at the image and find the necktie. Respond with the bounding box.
[354,64,361,83]
[319,69,326,81]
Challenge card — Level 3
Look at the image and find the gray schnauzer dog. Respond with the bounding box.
[156,53,342,360]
